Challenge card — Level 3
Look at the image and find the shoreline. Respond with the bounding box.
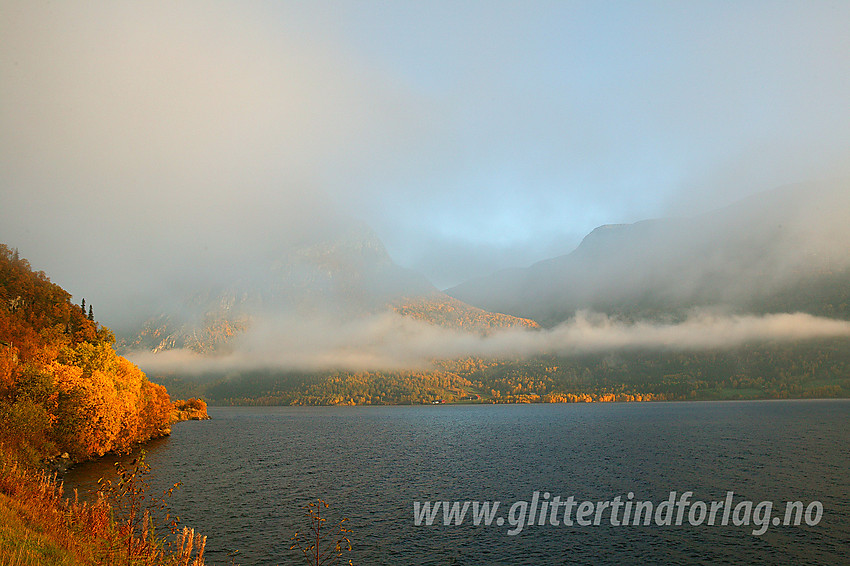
[204,394,850,408]
[45,400,210,474]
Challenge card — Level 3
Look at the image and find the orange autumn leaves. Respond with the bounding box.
[49,350,172,459]
[0,245,172,462]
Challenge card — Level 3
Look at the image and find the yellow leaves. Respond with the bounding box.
[113,356,145,395]
[139,381,172,439]
[49,361,84,390]
[83,370,123,456]
[540,391,659,403]
[0,347,17,395]
[47,355,170,459]
[51,365,121,457]
[57,340,118,376]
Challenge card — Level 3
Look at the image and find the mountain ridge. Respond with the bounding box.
[446,180,850,325]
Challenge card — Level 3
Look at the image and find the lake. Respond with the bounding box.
[63,400,850,565]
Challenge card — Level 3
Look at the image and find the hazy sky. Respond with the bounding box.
[3,0,850,325]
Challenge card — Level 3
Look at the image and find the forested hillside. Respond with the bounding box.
[0,244,172,464]
[390,292,539,332]
[154,337,850,406]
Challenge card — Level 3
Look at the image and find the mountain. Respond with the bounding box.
[447,180,850,326]
[124,222,536,353]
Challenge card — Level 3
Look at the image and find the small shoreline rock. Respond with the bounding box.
[43,452,74,474]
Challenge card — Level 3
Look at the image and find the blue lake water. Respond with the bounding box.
[63,400,850,565]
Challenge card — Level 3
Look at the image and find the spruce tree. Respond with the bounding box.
[88,305,94,321]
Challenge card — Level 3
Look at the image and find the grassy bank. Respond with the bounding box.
[0,491,83,565]
[0,448,207,566]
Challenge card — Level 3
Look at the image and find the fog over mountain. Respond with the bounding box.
[448,180,850,325]
[130,308,850,375]
[3,2,850,373]
[122,180,850,373]
[121,221,536,358]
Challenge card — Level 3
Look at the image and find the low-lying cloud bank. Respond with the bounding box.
[126,310,850,375]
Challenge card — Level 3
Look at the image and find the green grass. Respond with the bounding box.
[0,493,84,566]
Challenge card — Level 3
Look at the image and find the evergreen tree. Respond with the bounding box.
[88,305,94,321]
[81,298,86,313]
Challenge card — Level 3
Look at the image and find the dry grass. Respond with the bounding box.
[0,446,207,566]
[0,458,88,566]
[174,528,207,566]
